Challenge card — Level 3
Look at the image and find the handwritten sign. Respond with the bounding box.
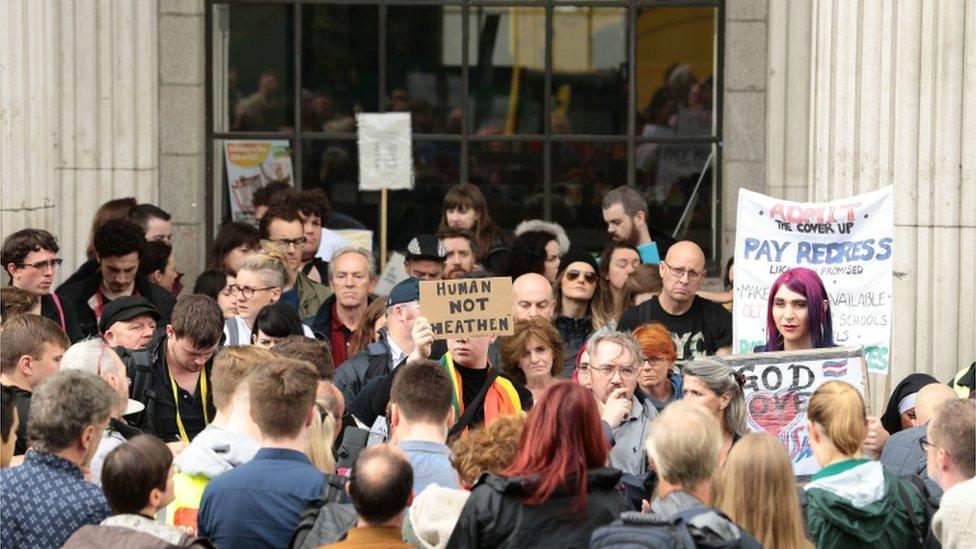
[356,113,413,191]
[724,346,868,477]
[733,187,894,373]
[420,277,514,340]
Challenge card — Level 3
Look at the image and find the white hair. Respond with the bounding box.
[60,338,120,377]
[514,220,570,255]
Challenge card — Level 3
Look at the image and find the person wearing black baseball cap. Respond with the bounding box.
[99,296,161,350]
[403,235,446,281]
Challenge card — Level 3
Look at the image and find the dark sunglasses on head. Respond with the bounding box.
[565,270,597,283]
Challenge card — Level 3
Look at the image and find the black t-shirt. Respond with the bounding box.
[4,385,32,455]
[617,296,732,362]
[149,344,216,442]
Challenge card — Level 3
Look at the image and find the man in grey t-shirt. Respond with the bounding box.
[588,331,658,476]
[389,360,459,494]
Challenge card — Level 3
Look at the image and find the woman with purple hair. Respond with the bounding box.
[758,267,834,352]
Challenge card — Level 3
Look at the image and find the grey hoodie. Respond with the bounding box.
[173,425,260,478]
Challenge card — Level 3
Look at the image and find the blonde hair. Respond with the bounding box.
[306,399,336,474]
[211,346,276,410]
[806,380,866,456]
[238,245,289,289]
[714,433,813,549]
[644,401,720,489]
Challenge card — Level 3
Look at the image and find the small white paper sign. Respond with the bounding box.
[334,229,374,252]
[356,113,414,191]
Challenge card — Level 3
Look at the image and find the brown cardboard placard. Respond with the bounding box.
[420,277,515,340]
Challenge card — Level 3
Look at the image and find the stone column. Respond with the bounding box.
[0,0,158,276]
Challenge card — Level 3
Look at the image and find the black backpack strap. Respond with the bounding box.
[301,261,315,276]
[896,480,926,547]
[447,370,497,440]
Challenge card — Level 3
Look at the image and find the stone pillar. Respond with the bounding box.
[158,0,207,285]
[721,0,768,260]
[0,0,158,277]
[763,0,975,411]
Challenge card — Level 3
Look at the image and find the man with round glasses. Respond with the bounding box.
[618,241,732,362]
[587,330,658,476]
[259,202,330,321]
[2,229,84,341]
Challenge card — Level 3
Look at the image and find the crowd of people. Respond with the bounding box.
[0,182,973,549]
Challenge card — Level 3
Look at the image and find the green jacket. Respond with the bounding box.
[804,459,928,549]
[296,271,331,320]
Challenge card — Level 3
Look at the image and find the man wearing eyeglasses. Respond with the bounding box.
[587,331,658,476]
[617,241,732,362]
[259,202,331,321]
[924,398,976,548]
[2,229,85,342]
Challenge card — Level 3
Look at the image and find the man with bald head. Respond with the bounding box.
[321,444,414,548]
[881,382,959,499]
[512,273,555,321]
[617,241,731,361]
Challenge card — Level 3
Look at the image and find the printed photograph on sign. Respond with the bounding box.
[724,347,868,477]
[419,277,515,340]
[732,187,894,374]
[224,140,293,224]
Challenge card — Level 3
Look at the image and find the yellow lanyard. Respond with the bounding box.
[169,369,209,444]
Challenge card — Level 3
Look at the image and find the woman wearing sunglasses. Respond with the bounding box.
[552,249,605,378]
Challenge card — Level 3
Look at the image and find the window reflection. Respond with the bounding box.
[221,3,295,132]
[387,7,463,134]
[468,141,543,228]
[301,5,380,130]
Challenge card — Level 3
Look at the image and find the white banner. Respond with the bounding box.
[224,140,294,224]
[733,187,894,374]
[725,347,867,477]
[356,113,413,191]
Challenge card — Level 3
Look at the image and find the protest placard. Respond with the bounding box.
[733,187,894,373]
[224,140,293,224]
[420,277,515,340]
[723,346,868,477]
[356,113,413,192]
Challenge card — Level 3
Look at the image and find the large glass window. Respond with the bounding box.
[208,1,722,266]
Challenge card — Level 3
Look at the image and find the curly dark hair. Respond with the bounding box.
[1,229,59,277]
[94,219,145,259]
[252,182,292,208]
[258,201,302,239]
[503,230,556,279]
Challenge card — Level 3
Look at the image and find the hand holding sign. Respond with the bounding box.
[408,316,434,363]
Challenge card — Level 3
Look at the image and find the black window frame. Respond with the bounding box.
[205,0,725,268]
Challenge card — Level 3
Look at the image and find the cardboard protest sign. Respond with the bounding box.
[224,140,293,224]
[724,346,867,477]
[420,277,514,340]
[356,113,413,191]
[733,187,894,373]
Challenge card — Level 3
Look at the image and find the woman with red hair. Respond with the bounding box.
[632,322,683,411]
[447,382,629,548]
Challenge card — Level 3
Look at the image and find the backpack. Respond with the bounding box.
[289,474,357,549]
[898,474,941,549]
[589,508,762,549]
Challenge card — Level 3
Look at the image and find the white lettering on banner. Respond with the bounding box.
[732,187,894,373]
